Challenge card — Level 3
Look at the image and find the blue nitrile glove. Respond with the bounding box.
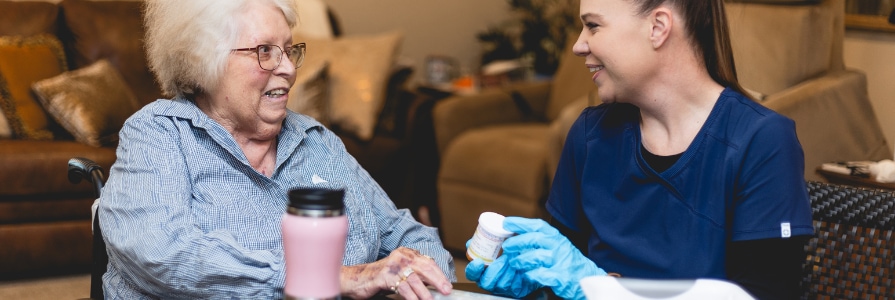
[502,217,607,300]
[465,239,543,298]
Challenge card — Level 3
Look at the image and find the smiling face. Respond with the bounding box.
[200,1,297,139]
[573,0,657,104]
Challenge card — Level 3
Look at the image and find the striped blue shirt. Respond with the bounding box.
[98,98,455,299]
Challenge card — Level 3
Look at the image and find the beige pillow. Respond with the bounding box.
[287,59,330,126]
[32,59,141,147]
[293,31,403,140]
[293,0,333,39]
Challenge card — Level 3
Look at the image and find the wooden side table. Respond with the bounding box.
[815,166,895,190]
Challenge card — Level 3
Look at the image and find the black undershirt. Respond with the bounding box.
[547,146,809,299]
[640,145,682,173]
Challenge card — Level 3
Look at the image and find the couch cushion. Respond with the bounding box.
[33,59,141,147]
[0,221,92,279]
[0,195,96,224]
[440,124,550,203]
[0,34,68,140]
[60,0,162,106]
[0,1,59,37]
[292,31,404,141]
[0,140,116,196]
[726,1,837,96]
[437,124,551,250]
[547,38,598,122]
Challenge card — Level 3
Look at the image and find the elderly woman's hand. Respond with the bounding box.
[340,247,452,300]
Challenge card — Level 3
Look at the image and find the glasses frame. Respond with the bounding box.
[231,43,306,71]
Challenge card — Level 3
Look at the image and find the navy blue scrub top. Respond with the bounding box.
[546,88,814,279]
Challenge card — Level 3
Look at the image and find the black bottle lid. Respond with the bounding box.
[287,188,345,217]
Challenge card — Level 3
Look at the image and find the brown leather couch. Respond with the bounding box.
[0,0,425,279]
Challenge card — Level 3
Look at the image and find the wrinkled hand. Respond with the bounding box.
[502,217,606,300]
[340,247,452,300]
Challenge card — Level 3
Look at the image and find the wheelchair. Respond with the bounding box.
[67,157,106,300]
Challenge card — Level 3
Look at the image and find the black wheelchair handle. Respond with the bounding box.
[67,157,106,198]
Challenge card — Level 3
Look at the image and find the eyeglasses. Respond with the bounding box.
[231,43,306,71]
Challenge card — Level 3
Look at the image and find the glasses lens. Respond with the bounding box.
[257,45,282,71]
[288,44,305,69]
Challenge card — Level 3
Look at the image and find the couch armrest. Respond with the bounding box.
[763,70,892,181]
[546,97,590,184]
[432,81,552,154]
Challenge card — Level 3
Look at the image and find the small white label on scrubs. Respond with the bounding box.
[780,222,791,238]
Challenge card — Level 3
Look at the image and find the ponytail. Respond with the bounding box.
[707,0,750,99]
[633,0,751,100]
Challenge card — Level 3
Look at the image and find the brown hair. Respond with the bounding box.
[631,0,749,98]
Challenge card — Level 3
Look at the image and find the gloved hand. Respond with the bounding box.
[465,239,543,298]
[502,217,607,300]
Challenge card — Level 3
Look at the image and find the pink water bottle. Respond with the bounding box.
[282,188,348,300]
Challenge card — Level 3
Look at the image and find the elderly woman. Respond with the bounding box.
[97,0,455,298]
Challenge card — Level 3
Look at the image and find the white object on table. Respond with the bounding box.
[870,159,895,183]
[820,160,895,183]
[579,276,755,300]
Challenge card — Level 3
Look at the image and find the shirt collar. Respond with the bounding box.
[152,97,328,177]
[154,97,324,136]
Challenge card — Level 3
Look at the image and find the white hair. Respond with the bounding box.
[144,0,298,99]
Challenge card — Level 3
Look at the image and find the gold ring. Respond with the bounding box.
[399,267,414,281]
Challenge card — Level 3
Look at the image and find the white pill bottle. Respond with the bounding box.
[466,212,515,264]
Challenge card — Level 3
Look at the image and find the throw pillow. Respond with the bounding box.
[60,0,162,106]
[292,31,404,141]
[287,59,330,126]
[0,34,68,140]
[32,59,141,147]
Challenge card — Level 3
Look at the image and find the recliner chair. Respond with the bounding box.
[432,38,596,251]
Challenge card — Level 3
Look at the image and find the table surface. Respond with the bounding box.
[816,167,895,190]
[376,283,554,300]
